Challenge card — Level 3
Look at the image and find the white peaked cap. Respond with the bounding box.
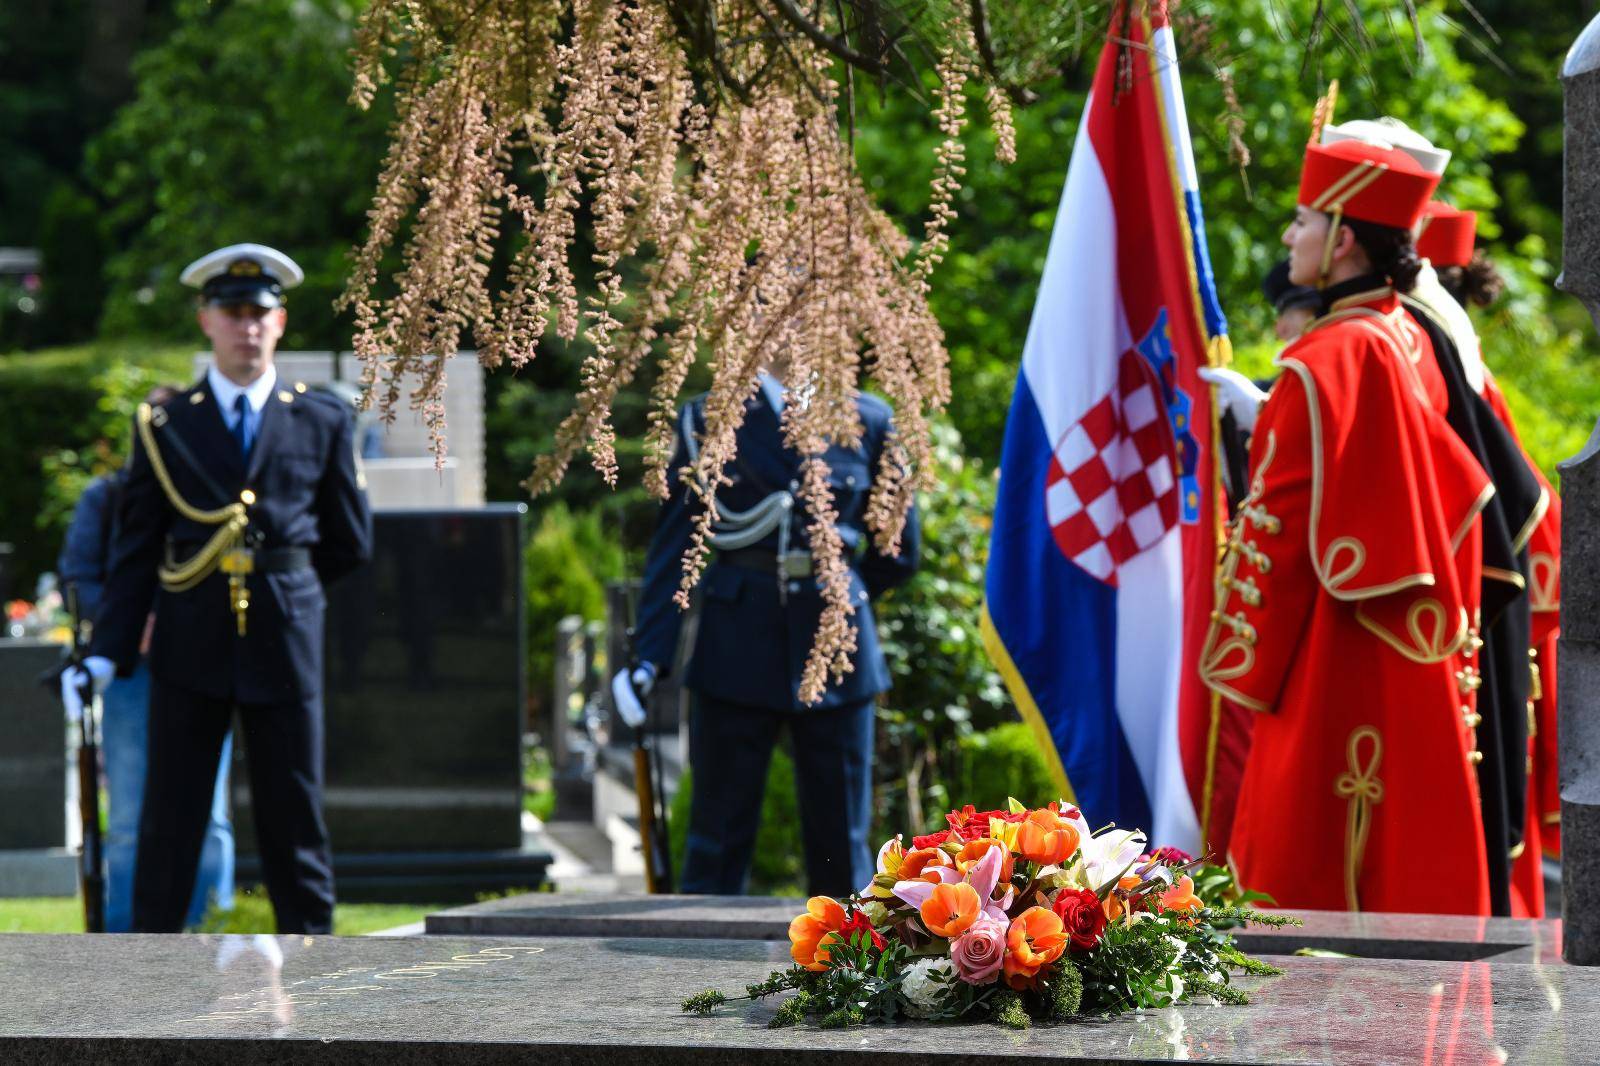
[179,243,305,289]
[1321,117,1452,176]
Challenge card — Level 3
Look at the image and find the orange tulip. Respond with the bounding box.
[1002,906,1069,990]
[1102,875,1144,922]
[900,846,955,883]
[1160,875,1203,915]
[956,837,1014,886]
[788,896,846,971]
[920,882,981,938]
[1014,807,1081,866]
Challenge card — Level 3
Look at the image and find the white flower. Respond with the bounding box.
[900,958,955,1019]
[1065,807,1147,892]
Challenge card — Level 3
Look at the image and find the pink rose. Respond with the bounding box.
[949,914,1007,985]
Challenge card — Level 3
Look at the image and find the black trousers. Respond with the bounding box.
[680,693,874,898]
[132,677,334,934]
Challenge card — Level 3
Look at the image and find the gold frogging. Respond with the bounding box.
[137,402,256,635]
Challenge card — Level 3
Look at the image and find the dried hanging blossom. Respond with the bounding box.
[340,0,1020,703]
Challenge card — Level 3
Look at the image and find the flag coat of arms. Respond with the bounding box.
[981,2,1245,855]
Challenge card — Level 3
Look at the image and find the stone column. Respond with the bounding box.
[1558,12,1600,966]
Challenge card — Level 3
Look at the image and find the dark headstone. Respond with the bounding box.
[233,506,548,900]
[425,893,1562,964]
[0,542,15,605]
[1559,13,1600,967]
[0,639,66,849]
[0,931,1594,1062]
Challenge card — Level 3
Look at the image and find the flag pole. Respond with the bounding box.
[1199,334,1231,851]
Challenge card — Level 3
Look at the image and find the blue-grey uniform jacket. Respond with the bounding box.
[633,385,919,711]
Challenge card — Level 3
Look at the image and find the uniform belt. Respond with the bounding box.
[718,547,813,578]
[168,542,313,574]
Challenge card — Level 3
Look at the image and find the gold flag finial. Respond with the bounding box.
[1309,78,1340,146]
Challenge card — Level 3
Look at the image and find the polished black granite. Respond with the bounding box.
[0,639,67,849]
[427,893,1564,964]
[232,508,529,886]
[0,932,1589,1063]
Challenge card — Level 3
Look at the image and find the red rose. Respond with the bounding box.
[833,910,885,952]
[912,829,953,849]
[1051,888,1108,952]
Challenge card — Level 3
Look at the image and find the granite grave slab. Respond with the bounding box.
[0,931,1591,1064]
[426,893,1564,964]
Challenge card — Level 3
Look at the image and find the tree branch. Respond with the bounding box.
[968,0,1038,106]
[768,0,887,73]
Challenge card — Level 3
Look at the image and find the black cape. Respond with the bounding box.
[1402,290,1545,917]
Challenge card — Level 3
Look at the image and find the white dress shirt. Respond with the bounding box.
[207,362,277,439]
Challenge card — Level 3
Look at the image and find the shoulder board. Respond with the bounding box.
[855,390,893,421]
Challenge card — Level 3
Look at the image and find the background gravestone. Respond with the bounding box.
[233,505,548,901]
[1557,10,1600,966]
[0,639,66,849]
[0,638,75,896]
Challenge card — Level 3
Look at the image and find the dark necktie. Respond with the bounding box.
[232,394,252,458]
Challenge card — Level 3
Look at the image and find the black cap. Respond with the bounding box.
[1262,259,1319,314]
[201,260,284,309]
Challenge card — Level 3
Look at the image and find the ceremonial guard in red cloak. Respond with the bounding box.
[1415,201,1560,915]
[1199,134,1499,914]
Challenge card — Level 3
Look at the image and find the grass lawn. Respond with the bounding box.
[0,890,441,936]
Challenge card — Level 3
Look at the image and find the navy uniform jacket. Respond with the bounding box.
[633,387,919,712]
[90,377,373,704]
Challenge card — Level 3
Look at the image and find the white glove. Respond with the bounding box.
[60,655,114,723]
[610,662,656,730]
[1198,367,1270,434]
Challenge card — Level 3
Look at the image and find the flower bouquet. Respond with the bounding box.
[683,800,1297,1029]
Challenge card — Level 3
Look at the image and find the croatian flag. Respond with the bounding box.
[981,4,1239,855]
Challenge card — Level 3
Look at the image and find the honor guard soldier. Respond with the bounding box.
[64,243,373,933]
[616,372,919,897]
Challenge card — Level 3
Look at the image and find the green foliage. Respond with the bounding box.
[0,1,174,248]
[1224,306,1597,485]
[874,420,1012,833]
[195,887,440,935]
[1190,861,1275,914]
[34,183,108,348]
[0,342,191,587]
[523,503,626,714]
[522,739,557,822]
[1041,961,1084,1020]
[669,749,805,897]
[0,890,435,935]
[1476,308,1600,483]
[37,361,182,542]
[84,0,393,349]
[988,989,1031,1030]
[953,722,1057,817]
[852,0,1576,465]
[486,369,659,553]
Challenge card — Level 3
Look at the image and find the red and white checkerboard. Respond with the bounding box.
[1044,350,1179,583]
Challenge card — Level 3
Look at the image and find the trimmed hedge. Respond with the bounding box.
[0,342,190,594]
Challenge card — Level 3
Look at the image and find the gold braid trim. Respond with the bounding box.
[135,403,250,594]
[1334,726,1384,912]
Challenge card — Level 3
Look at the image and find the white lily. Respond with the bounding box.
[1064,808,1148,894]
